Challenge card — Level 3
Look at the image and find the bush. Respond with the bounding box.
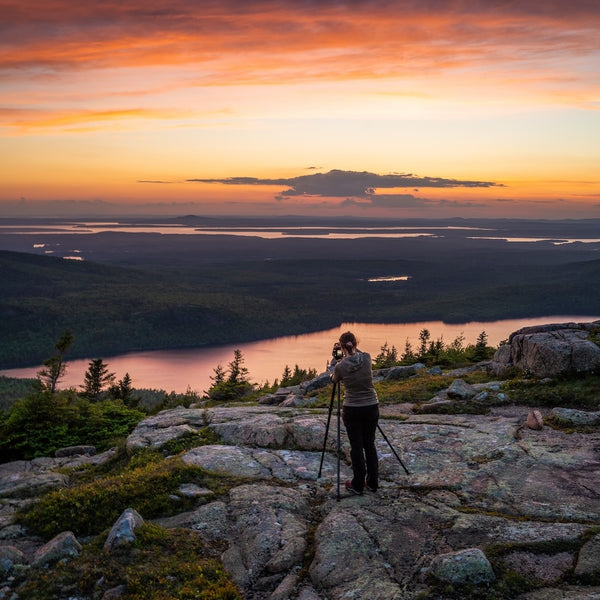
[0,391,145,462]
[0,376,40,412]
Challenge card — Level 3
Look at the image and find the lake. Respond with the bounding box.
[3,315,598,393]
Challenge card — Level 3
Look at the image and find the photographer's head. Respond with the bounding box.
[339,331,358,356]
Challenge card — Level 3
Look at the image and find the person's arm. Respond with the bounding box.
[330,360,342,383]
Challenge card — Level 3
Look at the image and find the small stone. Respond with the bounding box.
[526,409,544,430]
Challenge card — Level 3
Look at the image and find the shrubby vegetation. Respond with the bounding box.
[0,375,38,411]
[373,329,495,369]
[0,332,204,462]
[15,524,241,600]
[204,350,319,401]
[18,454,232,538]
[0,390,145,462]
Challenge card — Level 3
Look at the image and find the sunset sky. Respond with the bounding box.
[1,0,599,218]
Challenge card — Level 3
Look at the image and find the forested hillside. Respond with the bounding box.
[1,226,599,370]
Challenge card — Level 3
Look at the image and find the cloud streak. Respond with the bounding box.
[2,1,599,89]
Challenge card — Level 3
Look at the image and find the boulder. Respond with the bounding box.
[447,378,477,400]
[104,508,144,553]
[300,373,331,393]
[488,321,600,378]
[381,363,426,381]
[32,531,81,568]
[429,548,495,585]
[550,407,600,427]
[0,545,27,576]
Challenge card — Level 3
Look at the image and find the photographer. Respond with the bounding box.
[330,331,379,495]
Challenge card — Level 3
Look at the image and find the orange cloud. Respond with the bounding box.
[0,107,198,133]
[2,0,598,88]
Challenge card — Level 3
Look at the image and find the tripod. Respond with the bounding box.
[318,380,410,501]
[318,379,343,500]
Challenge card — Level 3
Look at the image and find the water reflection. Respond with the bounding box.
[3,316,598,394]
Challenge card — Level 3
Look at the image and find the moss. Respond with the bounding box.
[17,457,245,539]
[15,524,241,600]
[503,374,600,411]
[157,427,222,456]
[420,567,534,600]
[413,401,490,415]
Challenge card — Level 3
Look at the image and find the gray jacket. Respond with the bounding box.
[332,351,378,407]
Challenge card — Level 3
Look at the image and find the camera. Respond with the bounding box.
[332,342,344,360]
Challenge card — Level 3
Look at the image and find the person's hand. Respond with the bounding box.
[332,342,343,360]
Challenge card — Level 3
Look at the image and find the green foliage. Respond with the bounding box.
[503,374,600,410]
[0,391,144,462]
[375,373,460,405]
[17,457,223,538]
[373,341,399,369]
[408,329,495,368]
[37,328,74,393]
[280,364,318,386]
[81,357,115,400]
[205,349,256,401]
[371,330,496,370]
[0,376,39,412]
[108,372,135,405]
[15,524,241,600]
[126,387,203,413]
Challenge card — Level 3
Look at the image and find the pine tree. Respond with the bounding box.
[119,373,133,403]
[37,329,74,393]
[418,329,431,359]
[210,364,226,385]
[227,349,249,384]
[81,358,115,401]
[374,342,398,368]
[473,330,490,361]
[281,365,293,385]
[402,338,415,362]
[205,350,254,401]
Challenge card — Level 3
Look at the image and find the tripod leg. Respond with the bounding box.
[336,380,341,501]
[318,381,336,478]
[377,423,410,475]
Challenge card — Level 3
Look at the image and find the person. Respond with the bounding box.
[330,331,379,495]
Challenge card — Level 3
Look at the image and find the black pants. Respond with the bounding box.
[342,403,379,492]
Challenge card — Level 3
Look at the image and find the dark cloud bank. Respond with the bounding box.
[189,169,502,208]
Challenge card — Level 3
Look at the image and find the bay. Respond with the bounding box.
[3,315,598,394]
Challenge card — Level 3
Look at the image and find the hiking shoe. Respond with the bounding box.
[345,480,363,495]
[365,481,378,493]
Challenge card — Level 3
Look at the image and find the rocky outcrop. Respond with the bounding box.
[2,397,592,599]
[1,324,600,599]
[489,320,600,378]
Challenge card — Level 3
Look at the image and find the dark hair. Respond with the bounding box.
[339,331,358,351]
